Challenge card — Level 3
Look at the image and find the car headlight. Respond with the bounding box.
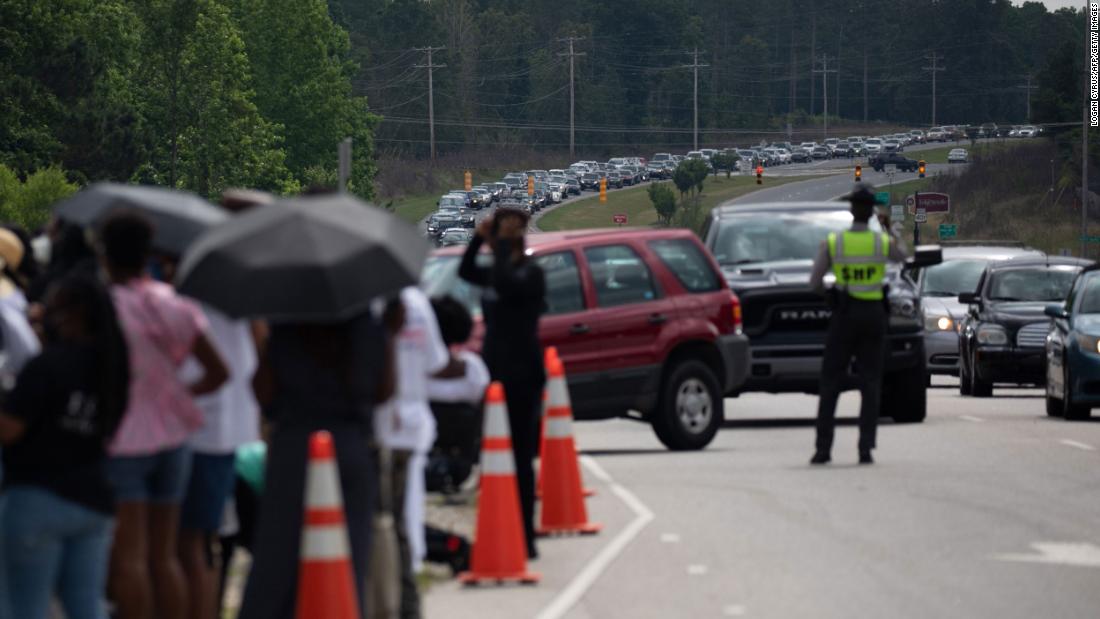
[889,294,919,320]
[976,324,1008,346]
[924,314,956,332]
[1074,333,1100,354]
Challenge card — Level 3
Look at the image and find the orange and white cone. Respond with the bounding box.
[538,355,602,536]
[459,382,540,585]
[295,431,360,619]
[537,347,593,499]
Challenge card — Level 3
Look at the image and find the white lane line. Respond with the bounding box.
[1059,439,1096,452]
[534,456,655,619]
[687,564,708,576]
[659,533,680,543]
[722,605,748,616]
[959,415,985,423]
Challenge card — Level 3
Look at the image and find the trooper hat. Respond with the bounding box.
[844,182,879,207]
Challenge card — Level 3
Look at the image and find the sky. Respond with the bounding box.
[1030,0,1083,10]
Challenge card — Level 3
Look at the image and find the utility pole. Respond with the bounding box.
[414,46,446,161]
[813,55,836,140]
[1017,74,1038,123]
[809,16,817,116]
[835,26,842,121]
[862,49,868,122]
[558,36,585,158]
[684,48,709,151]
[922,51,945,127]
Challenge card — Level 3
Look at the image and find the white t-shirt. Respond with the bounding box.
[0,286,40,385]
[180,304,260,454]
[374,287,449,452]
[426,350,489,405]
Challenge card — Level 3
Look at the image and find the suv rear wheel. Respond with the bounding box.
[652,360,722,451]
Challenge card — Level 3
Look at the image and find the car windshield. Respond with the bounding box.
[711,211,881,266]
[1078,275,1100,314]
[987,267,1078,302]
[421,254,486,319]
[921,259,988,296]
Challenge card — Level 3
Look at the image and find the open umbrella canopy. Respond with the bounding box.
[54,182,228,256]
[175,194,429,322]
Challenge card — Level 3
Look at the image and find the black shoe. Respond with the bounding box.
[859,451,874,465]
[527,543,539,561]
[810,452,831,465]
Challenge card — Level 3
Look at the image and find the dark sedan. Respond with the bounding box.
[958,256,1090,396]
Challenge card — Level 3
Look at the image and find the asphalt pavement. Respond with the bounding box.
[425,379,1100,619]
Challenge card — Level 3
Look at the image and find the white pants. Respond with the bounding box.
[404,451,427,571]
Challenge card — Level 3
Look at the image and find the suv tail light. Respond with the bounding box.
[728,291,743,335]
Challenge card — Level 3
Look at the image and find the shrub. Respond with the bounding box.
[0,165,79,230]
[647,182,677,225]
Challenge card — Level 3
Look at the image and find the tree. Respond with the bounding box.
[672,162,695,204]
[684,159,710,198]
[710,153,738,178]
[235,0,379,196]
[648,182,677,225]
[0,165,78,229]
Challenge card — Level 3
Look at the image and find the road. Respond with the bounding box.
[422,141,1099,619]
[426,379,1100,619]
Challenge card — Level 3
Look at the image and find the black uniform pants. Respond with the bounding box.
[502,377,543,555]
[816,299,887,453]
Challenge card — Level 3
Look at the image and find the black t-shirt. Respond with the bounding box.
[2,343,115,514]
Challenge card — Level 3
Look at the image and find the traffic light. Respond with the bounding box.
[855,165,862,181]
[756,164,763,185]
[918,160,926,178]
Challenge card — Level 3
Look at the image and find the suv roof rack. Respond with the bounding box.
[938,240,1029,248]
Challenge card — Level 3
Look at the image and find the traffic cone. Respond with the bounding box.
[537,348,593,498]
[538,355,602,536]
[295,431,361,619]
[458,382,540,585]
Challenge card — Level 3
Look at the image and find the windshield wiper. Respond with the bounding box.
[923,291,958,297]
[725,259,764,266]
[988,296,1022,302]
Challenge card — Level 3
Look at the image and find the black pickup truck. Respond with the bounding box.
[702,202,940,423]
[869,152,919,173]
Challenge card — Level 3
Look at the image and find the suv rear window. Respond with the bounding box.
[534,252,585,315]
[584,245,658,307]
[649,239,720,293]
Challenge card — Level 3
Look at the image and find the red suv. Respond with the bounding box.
[421,228,749,450]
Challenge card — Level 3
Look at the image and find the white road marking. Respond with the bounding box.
[722,605,748,616]
[1059,439,1096,451]
[534,457,655,619]
[660,533,680,543]
[959,415,985,423]
[993,542,1100,567]
[687,564,708,576]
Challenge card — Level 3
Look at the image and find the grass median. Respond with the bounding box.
[538,173,808,232]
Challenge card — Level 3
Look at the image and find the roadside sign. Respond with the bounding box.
[884,164,897,175]
[599,177,608,203]
[1080,235,1100,244]
[891,204,905,220]
[908,192,950,214]
[915,208,927,223]
[464,170,472,191]
[904,195,916,212]
[613,213,627,225]
[875,191,890,205]
[527,175,535,196]
[938,224,958,239]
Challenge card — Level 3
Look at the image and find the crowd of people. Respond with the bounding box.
[0,189,544,619]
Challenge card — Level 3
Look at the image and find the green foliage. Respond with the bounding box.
[0,165,78,229]
[710,153,738,178]
[647,182,678,225]
[684,159,710,196]
[672,164,695,201]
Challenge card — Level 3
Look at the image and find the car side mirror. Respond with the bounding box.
[958,292,979,306]
[906,245,942,269]
[1045,304,1069,319]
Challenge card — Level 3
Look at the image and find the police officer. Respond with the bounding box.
[808,183,908,465]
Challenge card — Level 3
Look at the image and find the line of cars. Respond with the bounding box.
[915,243,1099,419]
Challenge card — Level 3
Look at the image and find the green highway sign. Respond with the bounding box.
[938,224,958,239]
[1081,235,1100,244]
[875,191,890,205]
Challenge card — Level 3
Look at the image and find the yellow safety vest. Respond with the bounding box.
[827,230,889,301]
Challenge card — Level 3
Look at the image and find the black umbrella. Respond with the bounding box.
[175,194,429,322]
[54,182,228,256]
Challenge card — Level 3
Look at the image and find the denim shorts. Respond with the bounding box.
[105,446,192,504]
[181,452,237,532]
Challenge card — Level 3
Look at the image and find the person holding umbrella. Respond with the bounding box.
[458,208,546,559]
[170,194,430,617]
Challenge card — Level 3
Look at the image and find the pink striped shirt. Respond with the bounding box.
[109,278,208,456]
